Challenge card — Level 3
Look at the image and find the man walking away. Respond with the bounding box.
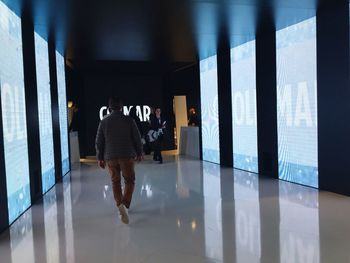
[95,97,143,224]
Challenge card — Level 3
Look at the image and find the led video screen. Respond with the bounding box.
[0,1,31,223]
[56,51,69,176]
[200,55,220,164]
[231,40,258,173]
[276,17,318,188]
[35,32,55,193]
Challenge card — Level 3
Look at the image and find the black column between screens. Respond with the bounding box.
[217,34,233,167]
[0,83,9,232]
[256,11,279,179]
[22,9,42,202]
[48,39,63,182]
[317,1,350,195]
[65,63,72,173]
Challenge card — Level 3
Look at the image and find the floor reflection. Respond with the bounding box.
[234,170,261,263]
[203,162,223,261]
[176,158,202,198]
[70,163,83,206]
[279,182,320,263]
[259,177,281,263]
[10,210,35,263]
[63,176,76,263]
[0,231,12,263]
[43,188,60,263]
[0,157,349,263]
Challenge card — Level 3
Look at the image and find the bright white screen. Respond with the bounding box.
[200,55,220,164]
[276,17,318,188]
[0,1,31,223]
[231,40,258,173]
[35,32,55,193]
[56,51,69,176]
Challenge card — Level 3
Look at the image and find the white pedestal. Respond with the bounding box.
[179,126,200,159]
[70,131,80,163]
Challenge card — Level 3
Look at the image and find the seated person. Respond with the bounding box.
[188,107,199,126]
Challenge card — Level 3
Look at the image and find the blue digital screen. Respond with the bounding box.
[200,55,220,164]
[231,40,258,173]
[35,32,55,193]
[0,1,31,223]
[56,51,69,176]
[276,17,318,188]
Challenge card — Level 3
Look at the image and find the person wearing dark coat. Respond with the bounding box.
[95,97,143,224]
[150,107,166,164]
[188,107,199,126]
[129,107,143,137]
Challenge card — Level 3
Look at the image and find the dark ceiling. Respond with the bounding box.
[68,0,318,63]
[0,0,336,66]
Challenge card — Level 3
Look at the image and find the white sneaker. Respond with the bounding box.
[118,204,129,224]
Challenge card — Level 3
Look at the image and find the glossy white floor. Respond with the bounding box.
[1,154,350,263]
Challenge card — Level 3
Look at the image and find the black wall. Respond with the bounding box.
[69,61,200,157]
[317,1,350,195]
[167,63,201,113]
[74,62,164,156]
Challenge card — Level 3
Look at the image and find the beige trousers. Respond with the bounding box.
[106,158,135,208]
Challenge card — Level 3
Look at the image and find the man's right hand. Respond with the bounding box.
[98,160,105,169]
[135,155,143,163]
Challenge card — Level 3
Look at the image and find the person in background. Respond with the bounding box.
[144,106,156,155]
[148,106,156,125]
[69,104,80,132]
[150,107,166,164]
[95,97,143,224]
[188,107,199,126]
[69,103,85,157]
[129,107,143,139]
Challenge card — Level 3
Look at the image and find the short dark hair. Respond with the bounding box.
[108,97,123,111]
